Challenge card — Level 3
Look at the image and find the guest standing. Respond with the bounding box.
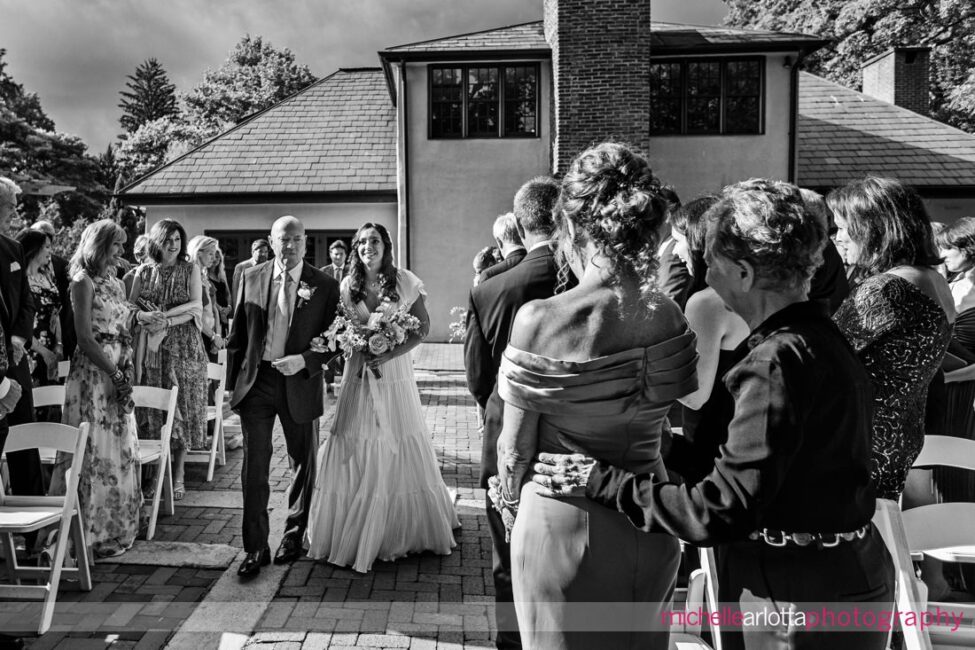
[232,238,270,309]
[209,247,232,336]
[31,220,76,359]
[534,178,894,650]
[829,177,954,501]
[188,235,227,359]
[0,177,43,500]
[464,176,562,650]
[495,143,696,649]
[129,219,208,502]
[16,229,64,387]
[49,219,141,558]
[122,234,149,297]
[320,240,348,392]
[478,212,526,284]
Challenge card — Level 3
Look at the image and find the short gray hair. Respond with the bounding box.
[492,212,522,246]
[0,177,22,204]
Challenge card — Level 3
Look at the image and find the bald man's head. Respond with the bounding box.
[269,215,306,269]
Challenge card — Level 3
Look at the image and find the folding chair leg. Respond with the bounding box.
[206,417,221,482]
[1,532,18,584]
[70,514,92,591]
[38,515,74,634]
[163,455,174,516]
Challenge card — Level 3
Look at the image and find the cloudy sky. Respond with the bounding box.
[1,0,727,153]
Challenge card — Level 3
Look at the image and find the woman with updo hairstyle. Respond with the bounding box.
[491,142,697,649]
[531,178,894,650]
[829,177,954,502]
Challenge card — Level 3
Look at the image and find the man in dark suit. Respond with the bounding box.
[320,240,349,392]
[478,212,526,284]
[226,216,340,578]
[232,238,270,309]
[0,177,43,500]
[464,176,561,650]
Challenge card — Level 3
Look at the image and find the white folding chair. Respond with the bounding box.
[32,385,68,466]
[57,360,70,380]
[184,360,227,481]
[0,422,92,634]
[670,546,721,650]
[133,386,178,541]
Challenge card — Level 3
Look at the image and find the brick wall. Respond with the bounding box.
[543,0,652,174]
[861,48,930,116]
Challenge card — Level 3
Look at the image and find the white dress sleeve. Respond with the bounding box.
[397,269,427,309]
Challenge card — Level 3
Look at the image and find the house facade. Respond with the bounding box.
[119,1,975,340]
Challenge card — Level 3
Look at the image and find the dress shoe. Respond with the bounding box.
[237,547,270,578]
[274,535,304,564]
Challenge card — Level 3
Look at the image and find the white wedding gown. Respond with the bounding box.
[305,269,459,572]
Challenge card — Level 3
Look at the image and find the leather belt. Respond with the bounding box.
[748,524,870,548]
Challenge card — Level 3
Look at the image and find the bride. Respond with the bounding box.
[305,222,459,572]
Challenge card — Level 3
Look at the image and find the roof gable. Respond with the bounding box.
[120,68,396,198]
[798,72,975,188]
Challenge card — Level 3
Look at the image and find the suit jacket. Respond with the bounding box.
[464,245,559,487]
[810,239,850,315]
[232,259,257,309]
[0,235,35,352]
[226,261,340,423]
[657,237,693,310]
[477,248,526,285]
[50,253,76,358]
[320,264,349,284]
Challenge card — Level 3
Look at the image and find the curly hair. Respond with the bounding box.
[555,142,669,308]
[348,222,399,304]
[826,177,941,274]
[706,179,826,292]
[935,216,975,267]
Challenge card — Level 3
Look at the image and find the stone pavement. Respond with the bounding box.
[7,344,499,650]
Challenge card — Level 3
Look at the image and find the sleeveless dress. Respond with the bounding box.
[499,330,698,650]
[833,273,952,500]
[132,261,208,450]
[50,273,142,557]
[305,269,459,572]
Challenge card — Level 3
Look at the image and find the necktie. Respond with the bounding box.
[335,266,342,283]
[267,272,292,360]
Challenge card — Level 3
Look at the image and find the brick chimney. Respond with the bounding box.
[544,0,652,174]
[861,47,931,116]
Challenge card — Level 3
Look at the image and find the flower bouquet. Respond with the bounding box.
[311,300,421,379]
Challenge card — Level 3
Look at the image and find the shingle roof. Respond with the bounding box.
[382,20,824,56]
[120,68,396,198]
[798,72,975,188]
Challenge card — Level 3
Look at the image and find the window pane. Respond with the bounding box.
[431,67,463,138]
[686,61,721,133]
[504,66,537,136]
[724,60,762,134]
[650,62,682,134]
[468,67,498,137]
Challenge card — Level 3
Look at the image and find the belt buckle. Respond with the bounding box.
[762,528,788,547]
[819,533,842,548]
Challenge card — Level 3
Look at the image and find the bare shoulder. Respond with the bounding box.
[509,297,556,352]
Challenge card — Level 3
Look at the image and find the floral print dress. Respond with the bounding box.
[50,272,142,557]
[133,261,208,450]
[28,272,63,386]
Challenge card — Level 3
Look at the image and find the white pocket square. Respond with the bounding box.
[9,261,20,272]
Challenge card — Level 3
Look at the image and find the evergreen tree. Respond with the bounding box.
[723,0,975,132]
[118,58,177,134]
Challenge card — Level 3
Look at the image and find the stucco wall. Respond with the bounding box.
[404,61,552,341]
[647,54,795,201]
[144,201,397,252]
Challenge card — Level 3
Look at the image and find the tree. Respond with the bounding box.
[114,115,216,184]
[182,35,317,131]
[118,58,178,134]
[722,0,975,132]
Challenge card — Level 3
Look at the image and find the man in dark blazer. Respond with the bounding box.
[226,216,340,578]
[0,177,43,500]
[319,240,349,392]
[477,212,526,284]
[232,238,270,310]
[464,176,561,650]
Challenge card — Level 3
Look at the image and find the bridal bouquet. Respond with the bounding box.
[312,300,421,379]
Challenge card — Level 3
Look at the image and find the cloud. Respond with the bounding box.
[0,0,726,152]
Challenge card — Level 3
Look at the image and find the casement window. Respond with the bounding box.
[429,64,539,139]
[650,58,764,135]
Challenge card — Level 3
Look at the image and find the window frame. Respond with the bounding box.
[427,62,541,140]
[650,56,766,137]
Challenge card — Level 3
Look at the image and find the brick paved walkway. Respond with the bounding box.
[7,344,499,650]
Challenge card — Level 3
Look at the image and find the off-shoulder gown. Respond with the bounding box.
[499,330,698,650]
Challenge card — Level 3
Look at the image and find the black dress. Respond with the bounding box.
[833,273,952,500]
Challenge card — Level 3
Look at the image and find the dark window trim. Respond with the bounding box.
[650,56,766,137]
[427,62,541,140]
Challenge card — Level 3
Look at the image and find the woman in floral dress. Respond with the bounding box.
[129,219,207,500]
[16,229,63,388]
[50,219,141,558]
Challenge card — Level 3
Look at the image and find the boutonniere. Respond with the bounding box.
[297,281,316,307]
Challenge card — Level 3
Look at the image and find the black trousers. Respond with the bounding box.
[717,524,895,650]
[486,492,522,649]
[239,361,318,553]
[1,354,43,498]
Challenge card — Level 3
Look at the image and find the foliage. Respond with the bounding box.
[448,306,468,343]
[114,115,216,185]
[0,48,108,226]
[722,0,975,132]
[118,58,178,134]
[182,35,317,132]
